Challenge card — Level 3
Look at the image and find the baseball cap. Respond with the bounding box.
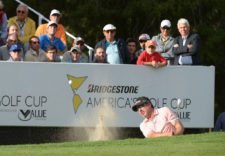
[50,9,61,16]
[103,24,116,31]
[70,46,81,53]
[9,43,22,52]
[47,21,58,27]
[145,40,157,47]
[138,34,150,41]
[132,96,151,112]
[160,19,171,28]
[75,37,84,43]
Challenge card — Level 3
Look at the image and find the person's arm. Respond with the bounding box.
[173,119,184,135]
[146,130,173,138]
[136,52,145,65]
[183,34,201,56]
[143,54,167,68]
[58,25,67,46]
[21,19,36,44]
[1,14,8,41]
[35,24,46,37]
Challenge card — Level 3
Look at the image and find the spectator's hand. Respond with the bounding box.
[187,44,193,49]
[173,44,179,48]
[151,61,159,68]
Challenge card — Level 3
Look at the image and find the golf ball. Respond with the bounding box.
[177,98,181,108]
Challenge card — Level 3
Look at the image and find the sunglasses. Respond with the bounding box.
[12,50,21,53]
[105,30,115,33]
[128,44,136,47]
[136,102,150,111]
[17,10,25,14]
[31,41,40,44]
[162,26,170,30]
[47,51,57,54]
[148,46,155,49]
[9,39,17,43]
[52,14,60,17]
[76,42,84,46]
[139,40,147,43]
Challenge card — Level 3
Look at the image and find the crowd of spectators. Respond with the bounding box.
[0,2,201,64]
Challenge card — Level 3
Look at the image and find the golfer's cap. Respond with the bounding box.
[160,19,171,28]
[70,46,81,53]
[9,43,22,52]
[145,40,157,47]
[138,34,150,41]
[132,96,151,112]
[103,24,116,31]
[50,9,61,16]
[47,21,58,27]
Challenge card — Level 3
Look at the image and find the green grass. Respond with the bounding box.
[0,132,225,156]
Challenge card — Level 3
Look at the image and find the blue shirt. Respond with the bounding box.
[39,34,66,52]
[105,41,121,64]
[214,112,225,131]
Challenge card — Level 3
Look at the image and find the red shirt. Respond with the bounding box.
[136,51,167,65]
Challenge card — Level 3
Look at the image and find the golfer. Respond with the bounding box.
[132,96,184,138]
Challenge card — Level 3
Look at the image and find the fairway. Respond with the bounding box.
[0,132,224,156]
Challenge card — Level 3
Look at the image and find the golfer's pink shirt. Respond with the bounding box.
[140,107,178,138]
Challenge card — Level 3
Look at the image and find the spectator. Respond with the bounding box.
[214,112,225,132]
[39,21,66,53]
[7,43,23,62]
[173,18,201,65]
[0,0,7,45]
[40,45,60,62]
[35,9,67,46]
[126,38,138,64]
[62,46,82,63]
[0,33,24,60]
[95,24,129,64]
[72,37,88,62]
[8,4,36,51]
[132,96,184,138]
[137,40,167,68]
[24,36,45,62]
[7,24,18,36]
[93,46,107,63]
[137,33,150,56]
[152,19,174,65]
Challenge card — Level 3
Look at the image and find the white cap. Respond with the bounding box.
[75,37,84,42]
[160,19,171,28]
[103,24,116,31]
[138,34,150,41]
[50,9,61,16]
[47,21,58,27]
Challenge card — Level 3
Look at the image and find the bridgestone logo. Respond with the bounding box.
[87,84,139,94]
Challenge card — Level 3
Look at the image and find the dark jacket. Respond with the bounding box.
[95,38,129,64]
[173,33,201,65]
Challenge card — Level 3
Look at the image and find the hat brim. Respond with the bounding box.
[132,102,146,112]
[10,50,21,52]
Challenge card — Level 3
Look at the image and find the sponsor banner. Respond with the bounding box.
[0,62,215,128]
